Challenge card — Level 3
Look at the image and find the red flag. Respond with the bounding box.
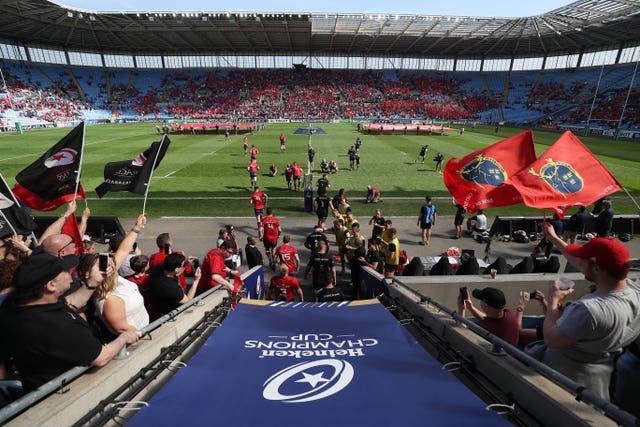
[443,130,537,213]
[12,123,86,211]
[506,130,621,217]
[61,214,85,255]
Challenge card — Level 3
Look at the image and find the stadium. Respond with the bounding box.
[0,0,640,426]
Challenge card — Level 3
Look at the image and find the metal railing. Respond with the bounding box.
[388,277,639,427]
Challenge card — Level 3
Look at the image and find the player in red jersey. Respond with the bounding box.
[261,207,282,269]
[243,136,248,156]
[267,265,303,302]
[292,162,303,191]
[279,133,286,152]
[275,234,301,275]
[249,187,268,240]
[250,144,259,161]
[247,160,260,190]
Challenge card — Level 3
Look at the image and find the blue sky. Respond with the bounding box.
[57,1,573,18]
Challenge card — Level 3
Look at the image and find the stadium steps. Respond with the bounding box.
[67,69,86,101]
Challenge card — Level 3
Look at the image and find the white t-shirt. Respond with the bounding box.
[96,277,149,333]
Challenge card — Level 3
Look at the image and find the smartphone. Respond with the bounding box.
[99,253,110,273]
[163,243,171,255]
[459,287,468,300]
[529,291,537,299]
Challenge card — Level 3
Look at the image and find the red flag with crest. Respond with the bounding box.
[443,130,537,213]
[506,130,621,217]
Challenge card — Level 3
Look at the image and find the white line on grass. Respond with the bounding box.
[161,171,176,178]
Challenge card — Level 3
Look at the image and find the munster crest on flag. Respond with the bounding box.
[443,130,536,213]
[12,122,86,211]
[506,130,621,216]
[95,135,171,198]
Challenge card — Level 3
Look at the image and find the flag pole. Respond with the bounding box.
[141,135,167,214]
[621,186,640,211]
[0,210,18,236]
[73,122,86,204]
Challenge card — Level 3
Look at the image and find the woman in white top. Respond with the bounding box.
[78,214,148,335]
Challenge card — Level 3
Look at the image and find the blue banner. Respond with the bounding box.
[241,266,264,300]
[128,300,509,427]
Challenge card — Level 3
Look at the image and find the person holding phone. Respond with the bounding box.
[148,232,196,291]
[457,286,519,346]
[77,215,148,337]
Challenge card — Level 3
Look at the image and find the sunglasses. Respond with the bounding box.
[57,238,75,255]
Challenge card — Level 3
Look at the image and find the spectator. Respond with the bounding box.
[458,287,519,346]
[467,210,487,235]
[538,222,640,400]
[199,240,239,293]
[594,199,614,237]
[533,213,563,258]
[515,290,549,346]
[0,253,140,392]
[125,255,150,288]
[147,253,202,320]
[148,232,195,291]
[563,206,591,243]
[267,265,303,302]
[245,235,264,269]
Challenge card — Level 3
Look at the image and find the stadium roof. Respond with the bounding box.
[0,0,639,57]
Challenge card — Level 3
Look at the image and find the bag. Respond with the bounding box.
[512,229,529,243]
[474,230,490,243]
[619,233,632,242]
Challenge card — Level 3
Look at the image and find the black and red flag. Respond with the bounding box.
[506,130,621,217]
[12,122,86,212]
[95,135,171,198]
[443,130,537,213]
[0,172,37,238]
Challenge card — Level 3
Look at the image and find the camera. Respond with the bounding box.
[529,291,537,299]
[459,287,468,300]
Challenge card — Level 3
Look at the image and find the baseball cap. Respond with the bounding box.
[565,238,630,272]
[13,253,79,291]
[472,287,506,309]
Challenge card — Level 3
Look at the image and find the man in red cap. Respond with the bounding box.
[540,222,640,400]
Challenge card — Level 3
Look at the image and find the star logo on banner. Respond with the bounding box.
[263,359,354,403]
[295,371,330,388]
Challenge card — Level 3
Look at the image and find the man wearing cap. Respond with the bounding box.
[458,287,519,346]
[540,222,640,400]
[0,253,140,392]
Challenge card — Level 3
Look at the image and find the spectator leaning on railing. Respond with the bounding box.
[0,253,140,392]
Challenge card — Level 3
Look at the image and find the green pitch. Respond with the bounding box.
[0,123,638,218]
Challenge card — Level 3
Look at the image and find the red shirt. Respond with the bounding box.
[280,134,286,144]
[148,250,191,290]
[478,309,520,346]
[199,247,227,292]
[248,162,259,173]
[371,187,380,196]
[276,243,298,272]
[262,215,281,242]
[284,167,293,179]
[125,274,149,288]
[250,191,266,210]
[292,164,302,177]
[250,147,258,158]
[269,275,301,302]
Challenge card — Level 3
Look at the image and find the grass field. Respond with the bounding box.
[0,122,638,219]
